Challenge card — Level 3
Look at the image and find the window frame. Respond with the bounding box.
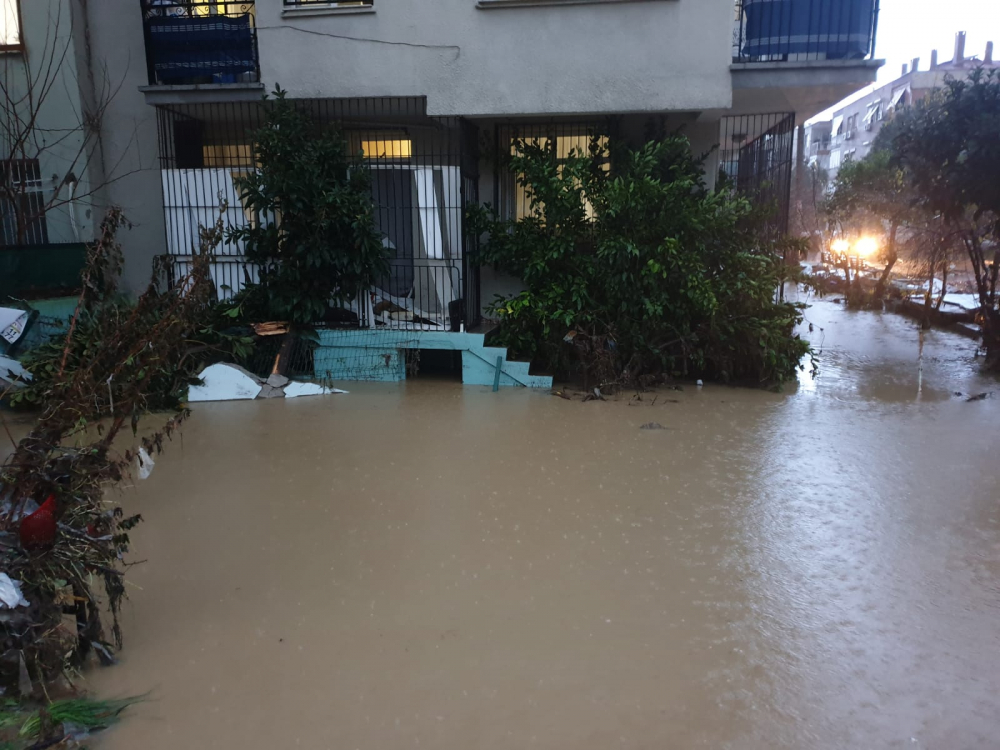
[499,123,611,222]
[1,0,24,53]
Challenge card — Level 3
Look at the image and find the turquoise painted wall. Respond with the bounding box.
[313,329,552,389]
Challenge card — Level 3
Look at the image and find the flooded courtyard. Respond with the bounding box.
[79,299,998,749]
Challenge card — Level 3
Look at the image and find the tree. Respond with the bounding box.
[824,150,915,305]
[790,161,829,251]
[0,0,132,248]
[876,68,1000,368]
[470,135,810,388]
[227,87,387,325]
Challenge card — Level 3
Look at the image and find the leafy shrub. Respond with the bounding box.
[226,87,387,324]
[470,135,810,387]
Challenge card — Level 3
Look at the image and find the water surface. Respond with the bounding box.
[69,299,1000,749]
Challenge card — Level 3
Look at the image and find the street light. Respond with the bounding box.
[855,237,879,257]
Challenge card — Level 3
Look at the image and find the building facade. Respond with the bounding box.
[0,0,107,297]
[7,0,883,328]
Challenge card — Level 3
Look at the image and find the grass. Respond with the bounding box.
[0,696,140,748]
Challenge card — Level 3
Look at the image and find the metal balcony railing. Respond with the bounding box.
[733,0,880,63]
[809,139,832,155]
[140,0,259,86]
[283,0,372,6]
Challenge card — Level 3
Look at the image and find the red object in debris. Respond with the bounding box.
[20,495,57,551]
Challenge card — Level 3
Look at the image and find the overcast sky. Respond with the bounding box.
[809,0,1000,122]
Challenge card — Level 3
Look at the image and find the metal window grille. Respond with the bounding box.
[0,159,49,246]
[140,0,259,86]
[733,0,880,63]
[719,113,796,235]
[155,96,481,330]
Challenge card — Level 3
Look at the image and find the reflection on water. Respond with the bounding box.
[45,299,999,749]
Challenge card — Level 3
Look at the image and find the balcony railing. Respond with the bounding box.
[140,0,259,86]
[733,0,879,63]
[809,139,832,155]
[283,0,372,6]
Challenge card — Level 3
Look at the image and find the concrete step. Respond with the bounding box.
[461,346,552,389]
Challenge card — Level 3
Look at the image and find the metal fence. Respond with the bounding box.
[140,0,259,86]
[154,96,481,331]
[0,159,48,246]
[719,113,796,235]
[733,0,880,62]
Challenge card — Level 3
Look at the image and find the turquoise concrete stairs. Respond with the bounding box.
[460,337,552,389]
[314,327,552,388]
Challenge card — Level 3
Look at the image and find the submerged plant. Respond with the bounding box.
[0,696,140,748]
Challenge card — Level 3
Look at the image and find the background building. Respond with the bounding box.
[821,31,997,183]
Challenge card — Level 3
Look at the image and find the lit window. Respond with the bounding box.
[202,143,256,168]
[1,0,22,50]
[360,139,412,159]
[509,131,609,221]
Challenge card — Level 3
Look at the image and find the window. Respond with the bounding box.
[360,137,412,160]
[202,143,256,168]
[829,150,842,170]
[500,125,609,221]
[1,0,22,51]
[1,159,49,246]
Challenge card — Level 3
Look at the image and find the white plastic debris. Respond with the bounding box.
[696,379,704,387]
[283,382,348,398]
[0,573,30,609]
[187,363,263,402]
[0,355,32,387]
[0,307,29,346]
[137,447,155,480]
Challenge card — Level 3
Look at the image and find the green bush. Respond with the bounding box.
[470,135,810,387]
[226,87,387,325]
[7,296,253,412]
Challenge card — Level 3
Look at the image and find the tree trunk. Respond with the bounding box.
[873,222,899,305]
[982,309,1000,372]
[935,258,949,312]
[922,261,935,330]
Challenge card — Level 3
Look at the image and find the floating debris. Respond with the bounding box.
[965,392,993,402]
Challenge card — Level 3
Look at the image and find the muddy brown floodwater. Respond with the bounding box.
[59,299,1000,748]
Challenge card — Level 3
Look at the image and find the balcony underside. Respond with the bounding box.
[728,59,883,122]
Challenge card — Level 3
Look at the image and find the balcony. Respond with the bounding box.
[809,139,832,156]
[140,0,260,87]
[728,0,882,121]
[733,0,880,63]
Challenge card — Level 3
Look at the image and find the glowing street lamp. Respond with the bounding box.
[855,237,879,257]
